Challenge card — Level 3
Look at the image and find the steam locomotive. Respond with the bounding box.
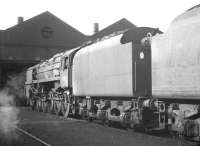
[25,5,200,141]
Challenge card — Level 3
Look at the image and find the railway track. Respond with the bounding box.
[15,126,51,146]
[19,118,195,146]
[9,107,196,146]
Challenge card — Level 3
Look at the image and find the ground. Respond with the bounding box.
[0,107,198,146]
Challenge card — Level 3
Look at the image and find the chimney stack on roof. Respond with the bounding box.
[94,23,99,34]
[17,17,24,24]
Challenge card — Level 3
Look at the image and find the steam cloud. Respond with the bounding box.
[0,89,19,134]
[0,72,25,135]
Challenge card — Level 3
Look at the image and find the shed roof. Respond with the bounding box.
[89,18,136,40]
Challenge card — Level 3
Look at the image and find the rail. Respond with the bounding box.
[15,126,51,146]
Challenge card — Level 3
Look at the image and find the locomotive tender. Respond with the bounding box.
[25,5,200,141]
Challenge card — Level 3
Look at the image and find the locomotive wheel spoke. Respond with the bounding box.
[36,101,40,112]
[42,101,47,113]
[50,101,55,114]
[64,95,70,118]
[55,102,61,115]
[53,102,57,114]
[39,100,43,112]
[38,101,40,112]
[44,102,47,113]
[46,101,51,113]
[41,101,44,112]
[60,102,66,116]
[37,100,41,112]
[72,104,76,116]
[57,102,62,115]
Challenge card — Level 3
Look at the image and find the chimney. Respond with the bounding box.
[94,23,99,34]
[17,17,24,24]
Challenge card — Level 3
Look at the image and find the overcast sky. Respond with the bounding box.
[0,0,199,35]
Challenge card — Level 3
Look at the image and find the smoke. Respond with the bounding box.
[6,72,26,105]
[0,89,19,134]
[0,72,26,136]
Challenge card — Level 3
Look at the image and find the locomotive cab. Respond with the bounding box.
[60,56,69,88]
[60,48,79,90]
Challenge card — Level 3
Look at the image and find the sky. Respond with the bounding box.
[0,0,199,35]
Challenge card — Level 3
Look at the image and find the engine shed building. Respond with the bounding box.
[0,12,86,86]
[0,12,135,87]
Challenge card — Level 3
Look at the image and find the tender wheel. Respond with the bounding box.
[70,96,79,117]
[129,123,135,129]
[100,111,107,125]
[80,109,88,119]
[127,123,136,132]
